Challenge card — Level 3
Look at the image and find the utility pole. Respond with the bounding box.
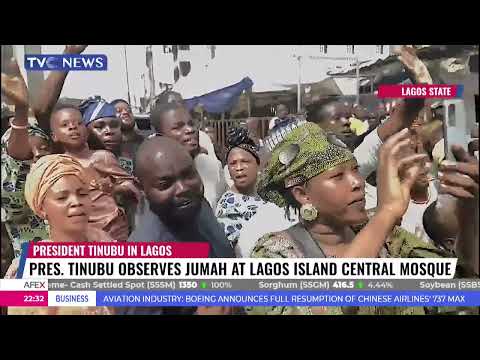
[309,55,360,104]
[355,57,360,104]
[292,54,302,114]
[123,45,132,105]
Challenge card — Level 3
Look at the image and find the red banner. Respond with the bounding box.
[27,242,210,258]
[378,84,463,99]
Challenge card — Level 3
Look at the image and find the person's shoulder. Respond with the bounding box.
[135,132,145,142]
[386,226,450,258]
[86,227,115,242]
[251,228,299,258]
[91,149,117,161]
[218,190,235,201]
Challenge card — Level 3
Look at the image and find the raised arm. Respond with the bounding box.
[344,129,428,257]
[91,150,142,203]
[354,46,433,179]
[438,144,479,275]
[33,45,87,131]
[1,58,31,160]
[377,45,432,142]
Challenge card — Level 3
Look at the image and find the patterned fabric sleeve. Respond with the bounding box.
[247,231,314,315]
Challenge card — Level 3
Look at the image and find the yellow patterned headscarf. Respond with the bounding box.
[258,122,354,208]
[24,154,88,218]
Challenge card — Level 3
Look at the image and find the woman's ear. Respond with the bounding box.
[38,206,47,221]
[291,185,309,206]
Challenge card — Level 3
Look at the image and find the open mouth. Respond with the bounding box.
[176,199,194,209]
[183,137,196,144]
[235,174,247,181]
[69,134,81,139]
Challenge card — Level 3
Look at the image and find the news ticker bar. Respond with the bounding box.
[1,279,479,307]
[3,279,480,291]
[1,291,480,307]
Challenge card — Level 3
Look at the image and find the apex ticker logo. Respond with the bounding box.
[25,54,108,71]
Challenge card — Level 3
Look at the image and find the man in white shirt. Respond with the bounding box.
[268,104,290,131]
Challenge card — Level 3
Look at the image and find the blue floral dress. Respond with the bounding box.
[215,191,267,248]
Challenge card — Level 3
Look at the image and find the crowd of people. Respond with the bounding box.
[1,45,478,315]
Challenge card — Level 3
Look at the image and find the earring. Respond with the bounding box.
[300,203,318,221]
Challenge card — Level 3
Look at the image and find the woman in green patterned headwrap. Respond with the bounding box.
[248,122,450,315]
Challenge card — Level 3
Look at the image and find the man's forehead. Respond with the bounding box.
[149,149,192,172]
[169,107,190,121]
[52,108,82,120]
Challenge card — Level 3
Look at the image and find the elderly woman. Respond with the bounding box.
[7,154,112,315]
[215,128,267,248]
[248,122,453,315]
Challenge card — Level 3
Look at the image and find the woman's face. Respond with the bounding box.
[88,117,122,153]
[292,159,367,226]
[228,147,258,193]
[40,175,91,237]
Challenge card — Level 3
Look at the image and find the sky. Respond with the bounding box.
[20,45,386,108]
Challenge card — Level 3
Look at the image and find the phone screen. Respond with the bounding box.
[443,100,470,162]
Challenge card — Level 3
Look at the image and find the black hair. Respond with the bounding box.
[281,187,301,221]
[150,101,185,133]
[111,99,130,106]
[154,91,184,107]
[306,96,342,123]
[51,103,80,114]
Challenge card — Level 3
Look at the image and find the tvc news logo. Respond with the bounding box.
[25,54,107,71]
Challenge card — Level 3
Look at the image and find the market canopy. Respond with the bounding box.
[184,77,254,114]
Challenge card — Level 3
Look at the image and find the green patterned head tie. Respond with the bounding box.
[257,122,354,208]
[27,124,50,142]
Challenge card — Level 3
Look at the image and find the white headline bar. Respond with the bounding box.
[20,258,458,280]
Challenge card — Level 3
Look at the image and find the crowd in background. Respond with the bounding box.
[1,45,478,315]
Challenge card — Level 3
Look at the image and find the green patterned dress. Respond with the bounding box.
[1,134,49,258]
[247,225,471,315]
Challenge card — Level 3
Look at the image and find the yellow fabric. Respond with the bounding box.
[24,154,87,217]
[349,117,369,136]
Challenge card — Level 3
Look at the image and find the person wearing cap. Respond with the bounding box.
[247,122,451,315]
[1,58,51,259]
[215,127,268,249]
[48,101,141,242]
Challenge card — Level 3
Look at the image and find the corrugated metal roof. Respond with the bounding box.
[330,45,478,77]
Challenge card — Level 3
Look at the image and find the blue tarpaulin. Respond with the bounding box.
[184,77,254,114]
